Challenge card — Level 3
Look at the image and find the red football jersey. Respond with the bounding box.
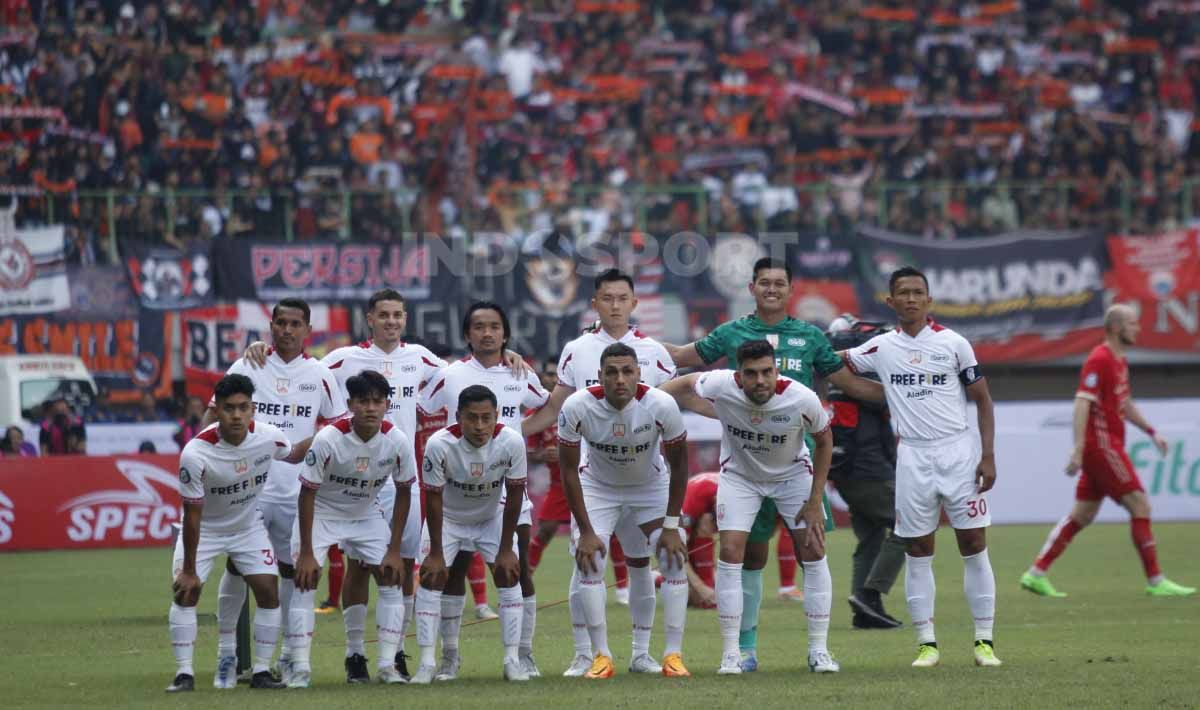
[525,406,560,483]
[681,472,720,529]
[1076,344,1130,451]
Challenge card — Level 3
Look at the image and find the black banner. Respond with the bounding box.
[853,226,1109,360]
[124,242,214,310]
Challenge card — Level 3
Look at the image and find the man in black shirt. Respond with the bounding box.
[827,316,906,630]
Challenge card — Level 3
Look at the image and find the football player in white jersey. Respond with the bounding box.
[411,385,530,684]
[204,299,347,688]
[167,374,313,693]
[521,269,680,677]
[243,288,529,679]
[419,302,549,679]
[557,342,692,680]
[288,370,417,688]
[662,339,838,675]
[841,266,1000,669]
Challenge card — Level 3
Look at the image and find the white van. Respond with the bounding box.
[0,355,97,433]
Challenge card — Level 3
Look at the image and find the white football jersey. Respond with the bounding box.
[420,356,549,428]
[694,371,829,483]
[422,424,528,525]
[178,421,293,534]
[299,418,417,521]
[843,321,980,442]
[213,351,347,505]
[321,340,447,439]
[557,327,676,390]
[557,384,686,488]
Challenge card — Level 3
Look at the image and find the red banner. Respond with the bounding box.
[0,455,182,551]
[1107,230,1200,352]
[182,301,351,399]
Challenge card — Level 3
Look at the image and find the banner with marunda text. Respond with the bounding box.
[0,455,183,551]
[1106,230,1200,352]
[853,226,1109,362]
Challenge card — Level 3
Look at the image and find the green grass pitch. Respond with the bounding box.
[2,523,1197,709]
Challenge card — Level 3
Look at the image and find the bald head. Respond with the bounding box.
[1104,303,1140,346]
[1104,304,1136,332]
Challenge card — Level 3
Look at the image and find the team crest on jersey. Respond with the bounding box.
[379,361,393,377]
[355,456,370,473]
[234,459,249,474]
[276,378,290,394]
[750,410,763,425]
[765,334,779,348]
[470,462,484,478]
[908,351,922,364]
[613,423,626,437]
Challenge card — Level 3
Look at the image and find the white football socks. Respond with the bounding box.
[801,557,832,655]
[252,606,280,674]
[415,586,441,667]
[963,549,996,642]
[376,586,405,670]
[628,564,655,657]
[579,551,611,658]
[716,559,744,657]
[659,551,689,656]
[520,595,537,656]
[343,603,367,657]
[287,589,316,671]
[498,585,523,662]
[168,603,197,676]
[215,572,246,658]
[905,554,936,645]
[568,567,592,657]
[440,594,465,655]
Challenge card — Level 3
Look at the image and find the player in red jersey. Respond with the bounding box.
[679,473,720,608]
[1021,305,1195,598]
[528,357,566,571]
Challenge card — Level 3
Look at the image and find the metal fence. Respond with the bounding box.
[9,178,1197,263]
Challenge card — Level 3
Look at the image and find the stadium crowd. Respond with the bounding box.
[4,0,1200,261]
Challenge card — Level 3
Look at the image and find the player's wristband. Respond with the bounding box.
[1145,426,1157,437]
[661,516,680,530]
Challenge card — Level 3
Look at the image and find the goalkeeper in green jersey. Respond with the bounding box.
[664,257,883,671]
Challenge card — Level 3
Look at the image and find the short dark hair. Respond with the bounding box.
[541,354,560,372]
[889,266,929,294]
[368,289,406,311]
[213,373,255,401]
[594,268,635,293]
[272,298,311,323]
[752,257,792,282]
[600,342,639,367]
[457,384,497,411]
[346,370,391,400]
[736,339,776,365]
[462,301,511,351]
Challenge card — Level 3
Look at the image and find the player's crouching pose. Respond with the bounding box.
[412,385,530,683]
[288,370,416,688]
[558,342,692,680]
[167,374,313,692]
[663,340,838,675]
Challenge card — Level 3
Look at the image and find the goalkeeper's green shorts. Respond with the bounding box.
[747,493,836,543]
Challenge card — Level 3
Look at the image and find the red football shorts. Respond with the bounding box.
[537,480,571,523]
[1076,446,1145,501]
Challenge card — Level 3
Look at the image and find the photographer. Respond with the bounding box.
[827,315,907,630]
[39,397,87,456]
